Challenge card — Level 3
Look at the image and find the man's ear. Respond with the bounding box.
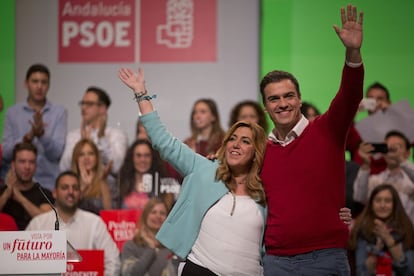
[404,149,411,160]
[99,105,108,116]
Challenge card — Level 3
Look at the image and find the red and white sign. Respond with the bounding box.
[59,0,135,62]
[0,230,67,274]
[140,0,217,62]
[100,209,142,251]
[64,250,104,276]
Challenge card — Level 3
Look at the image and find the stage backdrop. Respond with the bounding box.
[14,0,260,141]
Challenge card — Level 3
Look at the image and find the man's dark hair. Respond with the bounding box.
[86,86,111,108]
[366,82,390,101]
[260,70,301,103]
[385,130,411,150]
[12,142,37,161]
[25,64,50,81]
[55,171,79,188]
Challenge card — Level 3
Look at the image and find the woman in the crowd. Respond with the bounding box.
[135,119,183,183]
[118,139,179,211]
[229,100,268,133]
[121,198,178,276]
[70,138,112,214]
[118,66,352,276]
[349,184,414,275]
[300,101,321,122]
[184,98,225,157]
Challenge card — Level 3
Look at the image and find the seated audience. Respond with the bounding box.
[0,142,52,229]
[353,130,414,224]
[121,198,179,276]
[349,184,414,275]
[60,86,128,206]
[118,140,179,210]
[26,171,120,275]
[71,139,112,214]
[228,100,268,133]
[184,98,225,157]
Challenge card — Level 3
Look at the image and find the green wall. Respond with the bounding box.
[0,0,15,139]
[2,1,414,139]
[261,0,414,123]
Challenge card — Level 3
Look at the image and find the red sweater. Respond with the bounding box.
[261,64,364,256]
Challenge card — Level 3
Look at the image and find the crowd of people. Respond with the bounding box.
[1,4,414,276]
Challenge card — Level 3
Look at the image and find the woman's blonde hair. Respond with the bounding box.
[70,138,104,199]
[133,198,168,246]
[215,121,267,206]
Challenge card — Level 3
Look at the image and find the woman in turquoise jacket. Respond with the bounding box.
[119,67,267,276]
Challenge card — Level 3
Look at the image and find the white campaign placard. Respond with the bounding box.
[0,230,67,274]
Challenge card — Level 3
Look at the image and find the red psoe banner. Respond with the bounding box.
[140,0,217,62]
[59,0,135,62]
[65,250,104,276]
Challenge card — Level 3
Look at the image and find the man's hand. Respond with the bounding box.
[97,113,107,138]
[80,119,92,139]
[333,5,363,50]
[12,187,25,204]
[358,142,373,168]
[31,110,46,138]
[3,169,17,200]
[339,207,352,225]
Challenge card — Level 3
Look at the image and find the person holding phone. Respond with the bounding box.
[353,130,414,225]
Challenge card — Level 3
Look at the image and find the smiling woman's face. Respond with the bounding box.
[133,144,152,174]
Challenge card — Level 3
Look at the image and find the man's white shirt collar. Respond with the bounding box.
[268,114,309,146]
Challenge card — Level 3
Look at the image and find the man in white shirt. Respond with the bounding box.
[26,171,121,276]
[353,130,414,224]
[60,87,128,207]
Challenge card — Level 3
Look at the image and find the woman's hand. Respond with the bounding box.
[339,207,352,225]
[140,226,160,249]
[118,67,146,94]
[79,163,93,193]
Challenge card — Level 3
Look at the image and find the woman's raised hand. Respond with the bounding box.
[118,67,146,93]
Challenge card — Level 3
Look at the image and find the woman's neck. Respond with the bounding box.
[232,174,248,195]
[197,125,213,140]
[135,172,143,182]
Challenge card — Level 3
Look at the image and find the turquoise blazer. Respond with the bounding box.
[140,111,266,259]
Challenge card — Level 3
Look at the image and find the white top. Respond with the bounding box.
[59,126,128,174]
[188,192,263,276]
[26,209,120,276]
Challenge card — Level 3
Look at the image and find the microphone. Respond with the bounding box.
[36,183,59,230]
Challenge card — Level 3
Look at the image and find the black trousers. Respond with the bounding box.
[181,260,218,276]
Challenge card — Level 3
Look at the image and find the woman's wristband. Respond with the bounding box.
[136,94,157,103]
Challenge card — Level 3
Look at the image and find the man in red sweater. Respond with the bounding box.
[260,5,364,275]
